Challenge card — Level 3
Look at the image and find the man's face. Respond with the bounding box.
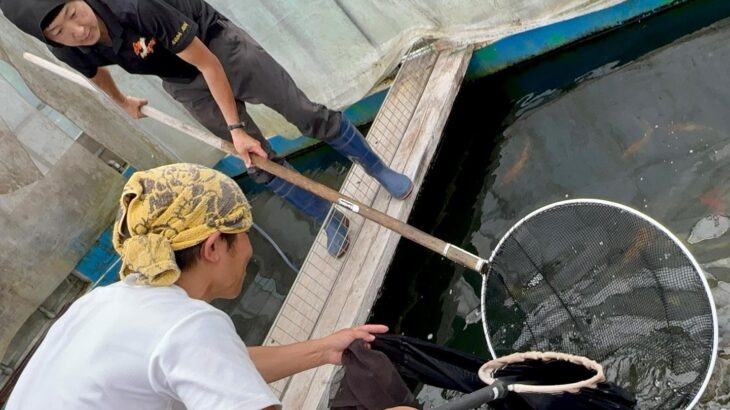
[42,1,100,46]
[219,232,253,299]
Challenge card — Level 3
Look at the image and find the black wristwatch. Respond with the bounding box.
[227,121,246,131]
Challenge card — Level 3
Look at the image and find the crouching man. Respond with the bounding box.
[5,163,388,410]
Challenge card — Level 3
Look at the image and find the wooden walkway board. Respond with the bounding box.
[264,45,473,409]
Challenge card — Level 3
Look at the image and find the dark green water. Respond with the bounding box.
[369,1,730,408]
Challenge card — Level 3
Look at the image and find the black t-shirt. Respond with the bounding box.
[50,0,224,83]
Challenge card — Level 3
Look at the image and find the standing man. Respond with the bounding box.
[4,163,390,409]
[0,0,414,258]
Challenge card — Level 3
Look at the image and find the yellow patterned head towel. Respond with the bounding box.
[112,163,252,286]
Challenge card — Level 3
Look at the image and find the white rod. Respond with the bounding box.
[23,52,97,92]
[23,52,236,155]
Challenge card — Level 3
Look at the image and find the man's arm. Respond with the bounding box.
[247,324,388,383]
[91,67,148,119]
[247,341,325,384]
[176,37,266,166]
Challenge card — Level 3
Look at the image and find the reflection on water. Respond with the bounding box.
[371,1,730,408]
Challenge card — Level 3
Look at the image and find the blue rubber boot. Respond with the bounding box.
[265,172,350,258]
[328,117,413,199]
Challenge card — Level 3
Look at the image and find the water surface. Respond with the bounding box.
[371,1,730,408]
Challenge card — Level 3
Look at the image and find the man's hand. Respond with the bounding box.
[91,68,148,120]
[248,324,388,382]
[120,96,148,119]
[231,128,267,167]
[317,324,389,365]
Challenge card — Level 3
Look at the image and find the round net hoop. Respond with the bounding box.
[478,351,605,394]
[480,199,718,409]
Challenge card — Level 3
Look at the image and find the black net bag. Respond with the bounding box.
[476,351,636,410]
[481,199,718,409]
[434,350,636,410]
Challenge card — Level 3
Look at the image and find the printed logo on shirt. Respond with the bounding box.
[171,22,190,46]
[133,37,157,58]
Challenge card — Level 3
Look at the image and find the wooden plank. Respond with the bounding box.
[262,45,436,354]
[358,47,475,323]
[279,47,473,409]
[310,48,472,409]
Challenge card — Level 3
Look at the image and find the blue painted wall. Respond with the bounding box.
[466,0,680,80]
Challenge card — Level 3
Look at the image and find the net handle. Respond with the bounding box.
[22,51,491,276]
[478,351,605,394]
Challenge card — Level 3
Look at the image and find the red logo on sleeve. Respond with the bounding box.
[133,37,157,58]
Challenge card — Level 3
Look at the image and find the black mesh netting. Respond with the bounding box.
[481,200,716,409]
[329,335,636,410]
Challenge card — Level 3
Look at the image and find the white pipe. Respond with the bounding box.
[22,52,235,155]
[23,52,97,92]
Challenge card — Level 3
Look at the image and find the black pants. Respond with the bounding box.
[162,19,341,183]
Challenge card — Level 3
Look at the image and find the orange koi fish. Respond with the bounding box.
[501,139,530,186]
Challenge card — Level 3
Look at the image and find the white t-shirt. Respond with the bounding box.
[6,276,280,410]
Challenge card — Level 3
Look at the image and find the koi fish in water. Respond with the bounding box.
[623,124,654,158]
[669,122,720,136]
[699,187,727,215]
[501,139,530,186]
[619,226,651,268]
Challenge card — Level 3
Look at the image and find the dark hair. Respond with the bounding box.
[174,232,238,271]
[41,4,65,31]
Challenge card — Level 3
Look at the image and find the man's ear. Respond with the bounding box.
[199,231,223,263]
